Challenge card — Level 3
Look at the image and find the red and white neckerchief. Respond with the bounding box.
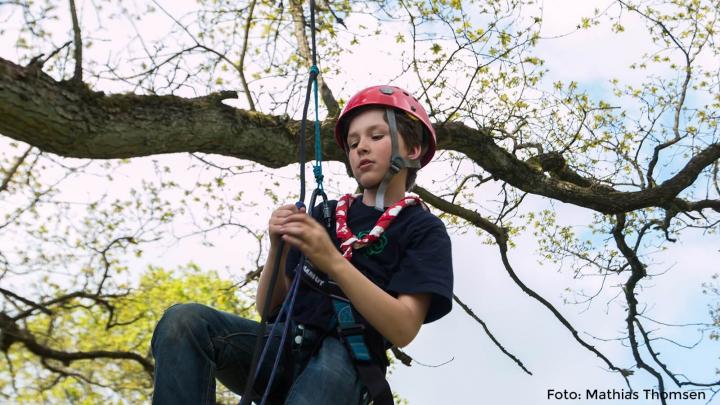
[335,193,422,260]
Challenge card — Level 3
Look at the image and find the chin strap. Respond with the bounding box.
[374,108,421,210]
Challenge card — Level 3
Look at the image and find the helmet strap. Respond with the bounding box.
[374,109,421,211]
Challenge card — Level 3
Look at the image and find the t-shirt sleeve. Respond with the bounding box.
[385,214,453,324]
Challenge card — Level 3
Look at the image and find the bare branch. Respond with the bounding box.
[453,294,532,375]
[414,185,506,242]
[497,240,633,386]
[0,146,31,193]
[416,185,631,383]
[239,0,257,111]
[635,320,720,389]
[0,287,53,316]
[68,0,83,82]
[288,0,339,117]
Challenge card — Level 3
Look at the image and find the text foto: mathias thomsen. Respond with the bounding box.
[547,388,706,401]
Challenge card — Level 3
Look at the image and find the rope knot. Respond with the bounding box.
[309,65,320,76]
[313,165,324,183]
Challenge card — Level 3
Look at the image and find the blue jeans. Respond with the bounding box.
[151,303,368,405]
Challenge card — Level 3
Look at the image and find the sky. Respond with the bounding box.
[1,1,719,404]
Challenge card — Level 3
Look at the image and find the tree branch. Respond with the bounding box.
[238,0,257,111]
[0,146,31,193]
[414,185,506,242]
[612,213,667,404]
[416,186,632,384]
[1,57,717,216]
[288,0,340,117]
[453,294,532,375]
[635,320,720,389]
[68,0,83,82]
[0,287,53,316]
[0,311,154,376]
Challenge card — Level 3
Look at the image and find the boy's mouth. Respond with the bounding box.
[358,159,374,170]
[358,159,373,170]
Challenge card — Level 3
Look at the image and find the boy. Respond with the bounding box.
[151,85,453,405]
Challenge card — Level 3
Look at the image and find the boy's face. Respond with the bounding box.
[345,108,418,190]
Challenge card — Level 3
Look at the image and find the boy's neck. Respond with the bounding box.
[360,174,407,209]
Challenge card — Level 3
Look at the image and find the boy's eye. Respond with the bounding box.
[372,133,386,140]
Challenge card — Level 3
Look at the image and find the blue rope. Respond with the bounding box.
[259,274,301,404]
[310,65,324,191]
[240,1,325,404]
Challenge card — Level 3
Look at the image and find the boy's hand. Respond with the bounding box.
[268,204,302,247]
[280,210,342,276]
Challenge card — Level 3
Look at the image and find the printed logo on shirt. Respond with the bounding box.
[303,261,325,288]
[356,231,388,256]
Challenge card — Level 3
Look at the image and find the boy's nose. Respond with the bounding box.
[357,135,371,152]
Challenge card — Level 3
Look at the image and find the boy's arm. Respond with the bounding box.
[255,242,291,317]
[280,211,431,347]
[330,257,431,348]
[256,203,302,316]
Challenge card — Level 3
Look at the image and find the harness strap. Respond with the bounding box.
[374,109,421,211]
[356,362,394,405]
[295,255,393,404]
[332,299,394,405]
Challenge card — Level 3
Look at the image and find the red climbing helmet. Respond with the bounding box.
[334,85,437,167]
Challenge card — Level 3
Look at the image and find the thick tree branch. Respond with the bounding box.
[1,57,718,216]
[441,120,720,214]
[612,214,667,404]
[0,57,306,167]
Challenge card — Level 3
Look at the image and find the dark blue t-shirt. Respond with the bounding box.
[284,197,453,368]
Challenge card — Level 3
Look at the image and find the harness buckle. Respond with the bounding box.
[389,156,403,174]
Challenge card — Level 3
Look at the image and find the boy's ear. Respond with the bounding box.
[407,145,422,161]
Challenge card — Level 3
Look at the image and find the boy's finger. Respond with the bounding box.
[285,213,311,223]
[281,233,304,250]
